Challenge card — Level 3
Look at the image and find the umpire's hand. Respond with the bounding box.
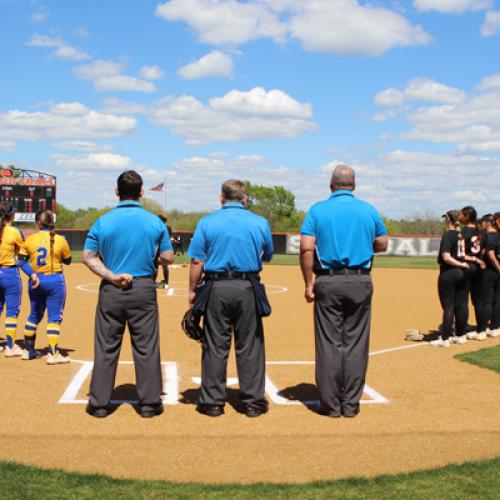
[110,273,133,288]
[304,285,315,303]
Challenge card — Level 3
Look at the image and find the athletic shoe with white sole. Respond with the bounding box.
[46,352,70,365]
[21,349,42,361]
[466,331,478,340]
[0,345,3,352]
[486,328,499,338]
[475,332,487,341]
[455,335,467,345]
[430,337,450,348]
[4,344,24,357]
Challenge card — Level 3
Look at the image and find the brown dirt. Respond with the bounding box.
[0,264,498,484]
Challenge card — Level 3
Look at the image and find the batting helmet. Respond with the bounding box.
[181,309,205,348]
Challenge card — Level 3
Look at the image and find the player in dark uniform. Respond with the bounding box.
[156,215,172,289]
[475,214,500,338]
[458,206,486,341]
[431,210,469,347]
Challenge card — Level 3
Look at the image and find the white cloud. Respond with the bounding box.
[477,73,500,89]
[148,87,315,145]
[139,65,165,80]
[156,0,286,46]
[73,60,156,92]
[100,98,148,115]
[0,102,136,142]
[481,11,500,36]
[73,60,123,79]
[0,140,16,152]
[375,78,465,107]
[284,0,431,56]
[55,153,134,171]
[156,0,430,56]
[53,140,114,153]
[94,75,155,93]
[413,0,492,13]
[177,51,234,80]
[31,7,50,23]
[26,34,90,61]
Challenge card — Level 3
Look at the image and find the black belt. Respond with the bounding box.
[316,268,370,276]
[205,271,258,280]
[0,265,16,268]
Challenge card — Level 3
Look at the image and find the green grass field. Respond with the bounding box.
[71,251,438,270]
[0,457,498,499]
[455,345,500,373]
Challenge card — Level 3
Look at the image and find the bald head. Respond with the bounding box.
[330,164,355,192]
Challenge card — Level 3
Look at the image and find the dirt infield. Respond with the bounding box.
[0,264,498,484]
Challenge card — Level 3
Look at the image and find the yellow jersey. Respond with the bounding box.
[20,230,71,274]
[0,224,25,266]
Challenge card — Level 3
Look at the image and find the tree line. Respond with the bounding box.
[55,183,444,235]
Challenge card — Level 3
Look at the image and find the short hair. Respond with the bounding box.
[158,214,167,223]
[330,165,355,190]
[221,179,246,202]
[117,170,143,200]
[460,206,477,224]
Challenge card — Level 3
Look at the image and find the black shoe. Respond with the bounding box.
[243,404,268,418]
[196,404,224,417]
[86,404,110,418]
[317,405,341,418]
[140,404,164,418]
[342,406,360,418]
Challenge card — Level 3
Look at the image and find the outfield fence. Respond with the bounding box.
[54,230,441,257]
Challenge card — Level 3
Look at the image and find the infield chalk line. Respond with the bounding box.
[59,361,179,406]
[60,343,424,406]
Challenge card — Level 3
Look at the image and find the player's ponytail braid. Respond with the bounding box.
[38,210,56,273]
[0,202,15,244]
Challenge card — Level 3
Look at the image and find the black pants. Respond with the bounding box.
[492,274,500,330]
[199,279,267,409]
[313,274,372,416]
[477,269,498,332]
[462,264,481,330]
[89,278,162,410]
[438,268,467,339]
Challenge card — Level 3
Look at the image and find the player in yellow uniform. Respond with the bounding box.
[20,210,72,364]
[0,202,39,356]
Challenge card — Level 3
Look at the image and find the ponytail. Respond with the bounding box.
[37,210,56,272]
[0,202,15,244]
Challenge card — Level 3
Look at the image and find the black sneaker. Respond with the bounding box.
[140,404,164,418]
[243,404,268,418]
[317,405,341,418]
[196,404,224,417]
[86,404,110,418]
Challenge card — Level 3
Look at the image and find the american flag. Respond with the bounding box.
[148,182,165,192]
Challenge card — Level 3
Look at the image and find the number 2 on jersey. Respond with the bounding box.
[36,247,48,266]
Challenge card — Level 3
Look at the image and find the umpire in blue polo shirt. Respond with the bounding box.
[188,179,273,418]
[83,171,174,418]
[300,165,388,418]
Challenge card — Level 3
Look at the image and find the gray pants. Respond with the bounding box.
[314,274,373,415]
[88,278,162,409]
[199,279,267,409]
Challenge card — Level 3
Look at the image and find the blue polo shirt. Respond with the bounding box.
[301,190,386,270]
[84,201,172,276]
[188,202,273,272]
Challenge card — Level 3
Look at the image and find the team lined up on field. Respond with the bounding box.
[433,208,500,347]
[0,201,499,360]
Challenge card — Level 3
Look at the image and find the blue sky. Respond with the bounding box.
[1,0,499,217]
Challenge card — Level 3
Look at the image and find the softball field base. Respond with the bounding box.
[0,264,498,484]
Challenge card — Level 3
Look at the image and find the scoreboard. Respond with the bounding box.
[0,167,56,223]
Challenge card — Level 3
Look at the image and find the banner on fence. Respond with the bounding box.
[285,234,440,257]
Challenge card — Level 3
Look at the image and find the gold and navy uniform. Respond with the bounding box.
[20,230,71,274]
[20,229,72,357]
[0,224,26,349]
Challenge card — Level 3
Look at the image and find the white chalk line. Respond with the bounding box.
[59,343,426,407]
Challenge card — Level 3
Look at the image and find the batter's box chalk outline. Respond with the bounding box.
[191,370,389,406]
[58,360,179,406]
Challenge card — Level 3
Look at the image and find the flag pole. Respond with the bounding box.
[163,182,167,213]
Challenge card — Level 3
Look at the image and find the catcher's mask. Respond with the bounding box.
[181,309,206,348]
